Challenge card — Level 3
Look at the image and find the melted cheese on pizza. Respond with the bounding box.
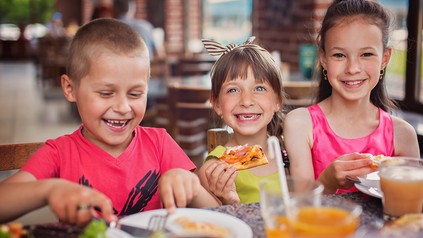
[220,144,264,165]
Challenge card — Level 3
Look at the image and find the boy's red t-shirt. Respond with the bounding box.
[21,125,195,216]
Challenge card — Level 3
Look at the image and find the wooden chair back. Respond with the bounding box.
[154,84,213,166]
[0,142,44,171]
[207,128,232,152]
[283,81,318,110]
[175,103,213,166]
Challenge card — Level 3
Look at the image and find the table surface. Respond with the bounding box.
[208,192,384,238]
[23,192,422,238]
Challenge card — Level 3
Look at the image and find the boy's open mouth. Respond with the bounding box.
[104,119,129,128]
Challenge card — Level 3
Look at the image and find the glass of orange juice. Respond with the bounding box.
[379,157,423,221]
[288,198,361,238]
[259,177,323,238]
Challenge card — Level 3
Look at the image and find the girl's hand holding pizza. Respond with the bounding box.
[318,153,375,194]
[200,159,240,205]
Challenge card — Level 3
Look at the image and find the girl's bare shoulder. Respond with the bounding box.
[285,107,311,122]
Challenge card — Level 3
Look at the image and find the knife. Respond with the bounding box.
[118,224,154,237]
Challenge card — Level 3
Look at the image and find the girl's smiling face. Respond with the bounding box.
[213,66,280,137]
[67,52,150,155]
[320,18,391,101]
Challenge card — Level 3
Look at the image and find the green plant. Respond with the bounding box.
[0,0,55,25]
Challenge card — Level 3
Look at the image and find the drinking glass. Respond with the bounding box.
[259,177,323,238]
[288,197,362,238]
[379,157,423,221]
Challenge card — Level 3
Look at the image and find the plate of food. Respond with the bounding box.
[117,208,253,238]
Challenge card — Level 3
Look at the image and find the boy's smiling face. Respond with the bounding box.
[64,52,150,156]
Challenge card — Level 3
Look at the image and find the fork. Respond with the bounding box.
[147,213,169,231]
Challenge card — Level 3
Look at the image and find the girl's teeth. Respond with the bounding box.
[345,81,362,85]
[105,120,127,128]
[238,115,258,120]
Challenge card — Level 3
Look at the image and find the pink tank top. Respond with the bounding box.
[309,104,395,193]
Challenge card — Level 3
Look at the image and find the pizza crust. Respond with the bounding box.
[219,144,269,170]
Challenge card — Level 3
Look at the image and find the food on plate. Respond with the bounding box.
[380,214,423,236]
[173,217,230,237]
[79,219,107,238]
[0,223,26,238]
[219,144,268,170]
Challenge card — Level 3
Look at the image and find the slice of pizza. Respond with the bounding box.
[368,154,393,169]
[219,144,268,170]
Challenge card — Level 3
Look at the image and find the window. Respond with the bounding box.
[382,0,423,111]
[202,0,252,45]
[380,0,408,100]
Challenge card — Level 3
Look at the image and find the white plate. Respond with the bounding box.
[355,183,383,199]
[355,171,383,198]
[357,171,380,188]
[118,208,253,238]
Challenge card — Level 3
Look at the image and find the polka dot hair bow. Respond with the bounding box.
[201,36,256,57]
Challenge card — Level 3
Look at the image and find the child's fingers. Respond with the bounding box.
[159,182,177,212]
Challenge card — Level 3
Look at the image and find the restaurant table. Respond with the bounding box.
[208,192,384,238]
[23,191,422,238]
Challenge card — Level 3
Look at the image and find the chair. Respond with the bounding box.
[0,142,44,171]
[207,128,231,153]
[175,103,213,166]
[154,84,213,166]
[283,81,318,110]
[0,142,59,224]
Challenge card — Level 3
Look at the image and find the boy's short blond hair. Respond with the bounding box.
[67,18,150,84]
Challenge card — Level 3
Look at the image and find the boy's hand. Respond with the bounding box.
[159,168,204,212]
[47,179,115,226]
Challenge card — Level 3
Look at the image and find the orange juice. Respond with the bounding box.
[379,165,423,219]
[291,207,359,238]
[264,216,291,238]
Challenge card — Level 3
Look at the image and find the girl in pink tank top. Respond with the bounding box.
[283,0,420,194]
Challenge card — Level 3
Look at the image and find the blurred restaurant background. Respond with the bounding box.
[0,0,422,164]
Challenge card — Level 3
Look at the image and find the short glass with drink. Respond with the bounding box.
[259,177,323,238]
[379,157,423,221]
[288,197,362,238]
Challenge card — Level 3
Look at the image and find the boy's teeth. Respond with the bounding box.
[105,119,127,128]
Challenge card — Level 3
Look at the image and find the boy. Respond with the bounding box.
[0,19,218,225]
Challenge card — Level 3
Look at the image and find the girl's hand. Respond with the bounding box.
[318,153,375,194]
[47,179,114,226]
[202,160,240,205]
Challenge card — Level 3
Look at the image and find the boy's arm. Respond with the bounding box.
[159,168,220,213]
[0,171,115,225]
